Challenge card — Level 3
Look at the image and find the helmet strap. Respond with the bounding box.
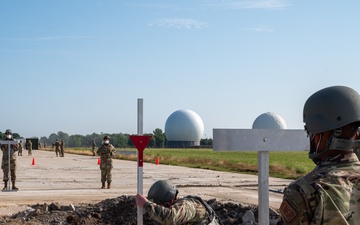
[309,134,323,164]
[309,128,344,164]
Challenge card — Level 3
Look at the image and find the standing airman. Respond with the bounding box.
[18,140,23,156]
[27,139,32,156]
[60,140,65,157]
[91,140,96,156]
[97,135,116,189]
[1,129,19,190]
[54,140,60,157]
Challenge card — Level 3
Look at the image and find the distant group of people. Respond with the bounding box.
[37,142,46,149]
[17,139,33,156]
[0,133,117,191]
[52,139,65,157]
[2,85,360,224]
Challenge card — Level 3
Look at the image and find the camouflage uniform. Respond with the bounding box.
[1,138,19,188]
[144,196,211,225]
[54,140,60,157]
[60,140,65,157]
[279,152,360,225]
[97,142,116,188]
[27,140,32,156]
[18,140,22,156]
[92,141,96,156]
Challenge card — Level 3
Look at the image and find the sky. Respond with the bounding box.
[1,0,360,139]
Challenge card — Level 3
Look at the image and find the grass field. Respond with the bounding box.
[61,147,315,180]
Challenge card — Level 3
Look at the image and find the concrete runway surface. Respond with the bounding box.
[0,150,293,215]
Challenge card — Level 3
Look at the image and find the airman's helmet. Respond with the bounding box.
[303,86,360,134]
[147,180,178,204]
[103,135,111,140]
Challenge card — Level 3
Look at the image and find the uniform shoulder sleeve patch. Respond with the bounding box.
[279,199,297,223]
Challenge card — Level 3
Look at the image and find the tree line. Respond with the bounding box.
[0,129,213,148]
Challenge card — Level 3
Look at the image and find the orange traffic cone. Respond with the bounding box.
[97,158,101,165]
[155,157,159,165]
[31,158,35,165]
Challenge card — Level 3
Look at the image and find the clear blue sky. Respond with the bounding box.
[1,0,360,139]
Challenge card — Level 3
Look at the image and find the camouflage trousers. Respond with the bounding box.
[1,162,16,182]
[100,162,113,183]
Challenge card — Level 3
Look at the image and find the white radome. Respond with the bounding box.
[252,112,287,129]
[165,109,204,141]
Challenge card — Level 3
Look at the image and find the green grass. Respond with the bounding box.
[140,149,314,179]
[57,148,315,180]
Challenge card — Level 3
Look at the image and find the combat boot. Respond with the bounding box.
[107,182,111,189]
[12,181,18,190]
[3,182,7,190]
[101,182,105,189]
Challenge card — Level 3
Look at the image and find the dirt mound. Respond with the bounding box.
[0,195,280,225]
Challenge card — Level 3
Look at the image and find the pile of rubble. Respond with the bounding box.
[0,195,280,225]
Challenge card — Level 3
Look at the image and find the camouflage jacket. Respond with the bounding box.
[54,141,60,150]
[279,153,360,225]
[27,141,32,150]
[144,196,211,225]
[97,144,116,159]
[1,138,19,161]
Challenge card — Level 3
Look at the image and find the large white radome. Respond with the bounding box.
[252,112,287,129]
[165,109,204,141]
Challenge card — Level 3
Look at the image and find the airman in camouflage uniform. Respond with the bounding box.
[97,135,116,189]
[27,139,32,156]
[17,140,22,156]
[136,180,222,225]
[54,139,60,157]
[91,140,96,156]
[1,129,19,190]
[60,140,65,157]
[278,86,360,225]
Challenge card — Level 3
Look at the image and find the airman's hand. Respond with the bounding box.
[136,194,149,207]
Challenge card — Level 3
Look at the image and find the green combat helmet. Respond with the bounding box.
[147,180,178,205]
[5,129,12,135]
[303,86,360,163]
[303,86,360,134]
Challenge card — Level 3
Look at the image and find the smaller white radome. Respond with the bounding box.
[165,109,204,141]
[252,112,287,129]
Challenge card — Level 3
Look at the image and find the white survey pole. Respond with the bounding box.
[258,151,269,225]
[137,98,143,225]
[138,98,143,136]
[0,140,19,191]
[133,99,152,225]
